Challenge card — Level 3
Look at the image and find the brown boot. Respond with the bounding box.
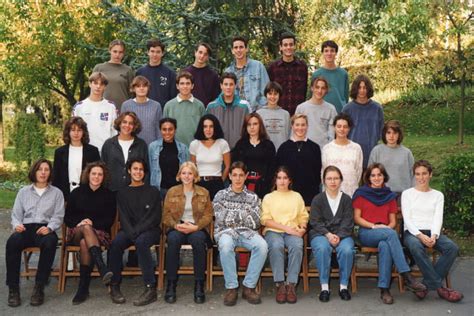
[380,288,394,304]
[286,283,297,304]
[223,288,238,306]
[242,285,261,304]
[275,282,286,304]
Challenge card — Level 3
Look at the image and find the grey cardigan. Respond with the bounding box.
[308,192,354,241]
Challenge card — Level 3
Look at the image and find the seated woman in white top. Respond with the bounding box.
[189,114,230,199]
[322,113,362,197]
[402,160,463,302]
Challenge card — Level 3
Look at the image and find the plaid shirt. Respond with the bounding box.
[267,58,308,116]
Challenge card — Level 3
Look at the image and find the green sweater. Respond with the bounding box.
[163,96,205,146]
[93,62,134,110]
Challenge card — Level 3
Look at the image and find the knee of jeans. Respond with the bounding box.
[6,233,23,250]
[267,238,284,253]
[338,245,354,257]
[254,239,268,255]
[41,234,58,249]
[378,240,390,252]
[385,228,399,239]
[218,239,234,254]
[166,232,181,246]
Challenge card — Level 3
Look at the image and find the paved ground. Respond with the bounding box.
[0,208,471,315]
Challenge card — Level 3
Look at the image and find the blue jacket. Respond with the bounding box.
[148,138,189,189]
[225,58,269,112]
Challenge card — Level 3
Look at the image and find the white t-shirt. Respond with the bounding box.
[72,97,117,151]
[326,191,343,216]
[34,186,46,197]
[189,138,230,176]
[118,139,134,162]
[68,145,83,192]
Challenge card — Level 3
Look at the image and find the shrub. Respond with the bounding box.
[11,112,46,166]
[442,152,474,236]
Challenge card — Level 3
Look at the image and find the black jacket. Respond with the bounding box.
[52,144,101,201]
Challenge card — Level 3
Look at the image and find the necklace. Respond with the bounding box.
[296,141,304,152]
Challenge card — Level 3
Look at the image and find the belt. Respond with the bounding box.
[202,176,221,181]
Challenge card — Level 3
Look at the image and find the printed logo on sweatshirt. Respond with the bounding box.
[100,112,109,121]
[160,76,168,86]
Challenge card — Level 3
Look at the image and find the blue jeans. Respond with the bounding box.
[404,231,459,290]
[217,233,268,289]
[109,229,161,285]
[311,235,355,286]
[265,231,303,284]
[358,227,410,288]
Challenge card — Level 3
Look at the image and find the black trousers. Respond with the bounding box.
[6,223,58,287]
[165,229,211,281]
[197,179,224,200]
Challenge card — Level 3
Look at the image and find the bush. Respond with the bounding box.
[383,84,474,135]
[43,124,63,146]
[442,152,474,236]
[12,113,46,166]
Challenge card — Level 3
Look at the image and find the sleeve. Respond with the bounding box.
[52,149,62,189]
[401,189,421,236]
[11,190,25,229]
[327,107,337,142]
[162,190,178,229]
[47,190,65,232]
[309,195,329,236]
[260,195,273,225]
[230,140,243,163]
[258,64,270,107]
[163,103,170,118]
[313,144,322,187]
[368,145,378,166]
[352,196,364,210]
[431,192,444,237]
[335,195,354,238]
[117,193,135,239]
[64,190,80,228]
[297,195,309,226]
[110,106,118,137]
[407,149,415,186]
[101,141,109,165]
[169,70,178,99]
[378,107,384,141]
[93,191,116,231]
[355,144,363,184]
[195,191,213,230]
[189,140,197,156]
[212,191,226,234]
[344,71,349,104]
[388,199,398,214]
[134,191,162,236]
[220,139,231,154]
[244,195,261,230]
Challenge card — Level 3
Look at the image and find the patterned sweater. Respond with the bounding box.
[213,185,261,242]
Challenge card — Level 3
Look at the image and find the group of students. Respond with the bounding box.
[5,34,464,308]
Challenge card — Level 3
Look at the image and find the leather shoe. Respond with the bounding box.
[414,289,429,300]
[223,288,238,306]
[164,280,177,303]
[8,286,21,307]
[194,280,205,304]
[339,289,351,301]
[242,285,261,304]
[30,284,44,306]
[319,290,330,302]
[275,283,286,304]
[109,284,126,304]
[286,283,297,304]
[402,273,427,293]
[133,284,157,306]
[437,287,464,303]
[380,288,393,304]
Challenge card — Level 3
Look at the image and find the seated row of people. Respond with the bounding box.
[6,159,462,308]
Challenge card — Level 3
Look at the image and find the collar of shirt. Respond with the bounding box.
[177,95,194,103]
[276,58,299,66]
[290,135,308,142]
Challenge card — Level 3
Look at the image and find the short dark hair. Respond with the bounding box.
[232,36,248,48]
[80,161,109,186]
[194,114,224,140]
[240,113,269,141]
[364,163,390,185]
[264,81,283,96]
[114,111,142,136]
[321,40,338,53]
[279,32,296,45]
[220,72,237,84]
[147,38,165,51]
[176,70,194,84]
[413,160,433,174]
[89,72,108,85]
[271,166,293,191]
[63,116,90,145]
[350,74,374,100]
[159,117,177,129]
[333,113,353,129]
[130,75,150,92]
[323,165,344,182]
[230,161,247,174]
[382,120,404,144]
[126,158,148,175]
[28,159,53,183]
[310,76,329,89]
[195,42,212,57]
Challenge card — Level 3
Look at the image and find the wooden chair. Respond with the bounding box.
[160,222,213,291]
[351,212,404,293]
[21,235,64,292]
[59,214,119,293]
[208,224,262,292]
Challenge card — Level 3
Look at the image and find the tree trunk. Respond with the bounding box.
[457,31,465,145]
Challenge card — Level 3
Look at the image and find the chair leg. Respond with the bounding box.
[351,265,358,293]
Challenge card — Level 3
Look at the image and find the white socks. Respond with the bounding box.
[321,284,329,291]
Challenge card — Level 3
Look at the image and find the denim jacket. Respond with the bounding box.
[148,138,189,189]
[225,58,270,112]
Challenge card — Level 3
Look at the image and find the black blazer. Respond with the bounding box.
[52,144,101,201]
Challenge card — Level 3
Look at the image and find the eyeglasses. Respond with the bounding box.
[325,177,340,182]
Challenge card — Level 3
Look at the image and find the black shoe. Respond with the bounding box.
[89,246,113,285]
[109,284,126,304]
[339,289,351,301]
[319,290,330,302]
[133,284,157,306]
[8,286,21,307]
[30,284,44,306]
[72,265,92,305]
[194,280,205,304]
[164,280,177,303]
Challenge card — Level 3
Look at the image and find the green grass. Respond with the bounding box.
[0,188,17,209]
[4,146,57,162]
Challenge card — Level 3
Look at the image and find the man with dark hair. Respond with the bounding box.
[267,32,308,116]
[311,40,349,113]
[225,36,269,112]
[136,38,177,109]
[206,72,250,148]
[213,161,268,306]
[184,43,220,106]
[163,71,205,146]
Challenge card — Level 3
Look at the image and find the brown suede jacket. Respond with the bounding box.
[163,184,213,231]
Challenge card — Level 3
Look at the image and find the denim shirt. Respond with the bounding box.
[148,138,189,189]
[225,58,270,112]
